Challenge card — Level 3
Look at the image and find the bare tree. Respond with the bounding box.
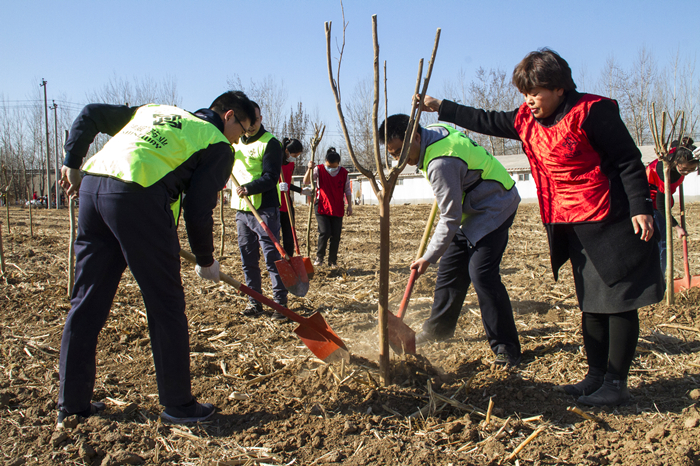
[86,73,182,107]
[282,101,311,172]
[325,12,440,384]
[619,47,657,145]
[227,74,288,136]
[344,77,385,168]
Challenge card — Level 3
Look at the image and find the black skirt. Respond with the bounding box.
[566,227,665,314]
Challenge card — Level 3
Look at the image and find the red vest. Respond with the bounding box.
[646,159,683,210]
[316,165,348,217]
[513,94,611,224]
[279,161,295,213]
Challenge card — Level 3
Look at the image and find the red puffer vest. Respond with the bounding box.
[280,161,295,213]
[646,159,683,210]
[316,165,348,217]
[513,94,611,224]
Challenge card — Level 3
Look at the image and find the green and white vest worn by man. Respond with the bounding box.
[230,111,287,318]
[379,115,522,365]
[57,93,254,426]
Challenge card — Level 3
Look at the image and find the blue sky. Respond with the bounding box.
[2,0,699,143]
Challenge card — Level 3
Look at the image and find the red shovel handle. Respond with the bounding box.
[280,168,302,255]
[396,268,419,320]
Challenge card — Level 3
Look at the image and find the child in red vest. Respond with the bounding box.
[279,138,304,257]
[303,147,352,267]
[419,48,664,407]
[646,138,699,276]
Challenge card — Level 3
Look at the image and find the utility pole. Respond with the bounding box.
[50,100,60,209]
[40,79,51,208]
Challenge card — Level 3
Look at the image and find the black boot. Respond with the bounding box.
[561,370,604,396]
[577,374,630,407]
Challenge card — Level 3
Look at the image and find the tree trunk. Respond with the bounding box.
[663,160,674,304]
[0,218,5,277]
[377,194,391,385]
[5,194,9,234]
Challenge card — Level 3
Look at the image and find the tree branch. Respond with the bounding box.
[325,20,379,194]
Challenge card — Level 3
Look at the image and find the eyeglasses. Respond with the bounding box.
[234,115,249,134]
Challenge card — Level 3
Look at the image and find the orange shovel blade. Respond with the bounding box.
[673,275,700,293]
[294,312,350,363]
[302,257,315,280]
[275,256,309,297]
[387,311,416,355]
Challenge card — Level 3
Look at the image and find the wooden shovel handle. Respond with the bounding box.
[396,200,439,319]
[230,174,291,261]
[416,200,439,260]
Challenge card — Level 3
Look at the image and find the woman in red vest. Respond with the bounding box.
[278,138,304,257]
[419,49,664,407]
[646,138,699,276]
[303,147,352,267]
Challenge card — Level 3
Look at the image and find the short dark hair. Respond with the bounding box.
[209,91,255,123]
[325,147,341,164]
[512,48,577,94]
[250,101,260,112]
[378,114,419,145]
[283,137,304,154]
[670,137,698,165]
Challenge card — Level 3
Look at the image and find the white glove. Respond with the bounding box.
[279,182,289,192]
[195,260,220,283]
[301,186,314,196]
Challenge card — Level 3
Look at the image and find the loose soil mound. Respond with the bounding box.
[1,203,699,465]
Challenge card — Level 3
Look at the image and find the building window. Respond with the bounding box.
[396,178,404,186]
[518,173,529,181]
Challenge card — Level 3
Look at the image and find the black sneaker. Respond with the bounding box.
[493,353,521,367]
[57,401,106,428]
[271,311,289,322]
[161,400,216,424]
[415,330,441,347]
[242,302,263,317]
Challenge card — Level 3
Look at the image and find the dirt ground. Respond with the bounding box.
[1,202,700,466]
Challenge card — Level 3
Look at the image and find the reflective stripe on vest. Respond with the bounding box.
[230,131,277,211]
[83,104,229,187]
[513,94,611,224]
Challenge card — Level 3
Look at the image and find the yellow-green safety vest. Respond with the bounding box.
[230,131,280,211]
[82,104,229,223]
[420,124,514,223]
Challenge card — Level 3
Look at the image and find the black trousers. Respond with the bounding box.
[582,310,639,380]
[280,209,295,258]
[315,212,343,265]
[422,212,520,358]
[59,176,192,414]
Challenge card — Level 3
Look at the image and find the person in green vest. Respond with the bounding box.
[379,114,522,366]
[230,102,288,321]
[57,91,255,426]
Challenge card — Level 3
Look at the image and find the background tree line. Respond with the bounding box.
[1,46,699,206]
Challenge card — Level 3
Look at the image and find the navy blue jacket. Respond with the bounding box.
[63,104,233,266]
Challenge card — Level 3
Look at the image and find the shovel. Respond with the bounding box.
[180,250,348,363]
[673,185,700,292]
[388,200,439,355]
[280,167,314,279]
[230,174,309,297]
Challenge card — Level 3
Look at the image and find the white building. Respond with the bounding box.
[341,146,700,205]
